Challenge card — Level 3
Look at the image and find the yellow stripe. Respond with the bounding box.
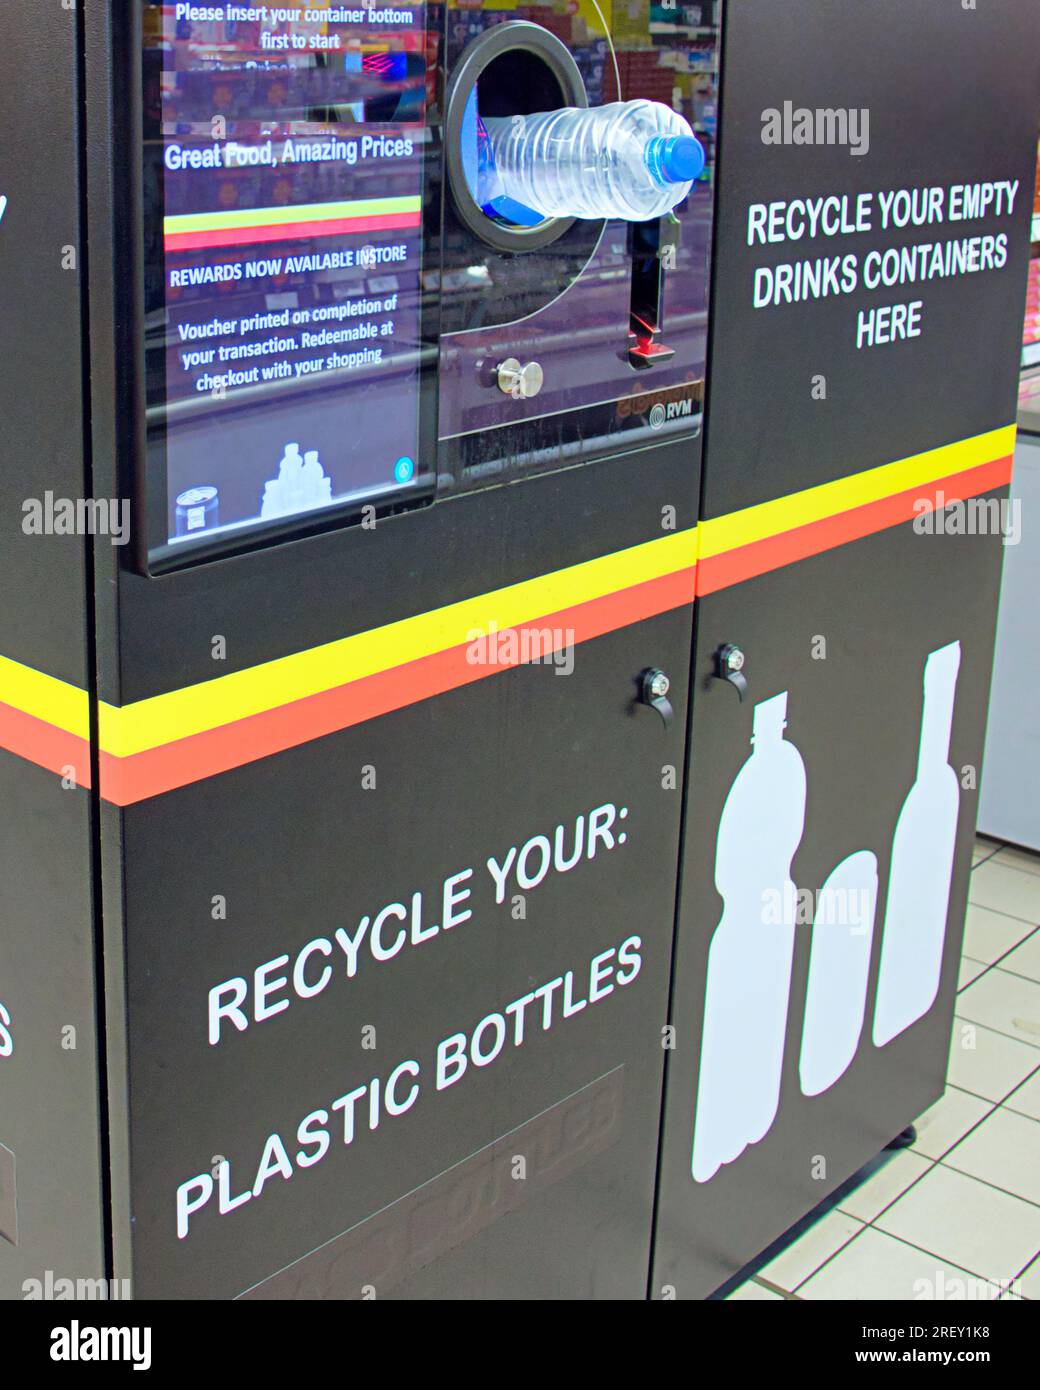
[6,426,1013,762]
[98,531,698,758]
[0,655,91,740]
[698,426,1015,559]
[165,197,422,236]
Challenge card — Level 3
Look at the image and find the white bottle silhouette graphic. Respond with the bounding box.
[692,691,806,1184]
[261,443,303,519]
[799,849,878,1097]
[302,450,333,505]
[873,641,962,1047]
[261,443,334,519]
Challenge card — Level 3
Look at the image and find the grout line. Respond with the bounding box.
[911,1096,996,1162]
[965,894,1040,929]
[1003,1081,1040,1120]
[989,922,1040,989]
[946,1048,1040,1107]
[990,853,1040,883]
[749,1275,803,1301]
[830,1154,938,1247]
[863,1222,1024,1293]
[937,1150,1040,1212]
[957,963,989,994]
[992,958,1040,989]
[958,924,1040,985]
[953,1000,1040,1054]
[1010,1250,1039,1293]
[956,960,1003,995]
[787,1219,866,1294]
[795,1222,989,1298]
[971,839,1007,869]
[985,851,1040,878]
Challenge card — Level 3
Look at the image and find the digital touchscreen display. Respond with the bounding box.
[142,2,430,560]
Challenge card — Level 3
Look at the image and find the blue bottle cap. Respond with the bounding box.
[659,135,705,184]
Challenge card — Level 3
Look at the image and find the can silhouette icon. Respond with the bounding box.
[175,486,219,537]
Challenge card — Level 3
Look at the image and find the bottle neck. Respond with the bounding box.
[917,675,956,774]
[751,692,788,749]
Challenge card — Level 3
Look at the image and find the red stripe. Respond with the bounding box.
[12,452,1011,804]
[165,211,420,252]
[98,567,696,806]
[697,456,1012,596]
[0,703,92,788]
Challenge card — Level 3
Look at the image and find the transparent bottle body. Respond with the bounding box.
[483,100,697,222]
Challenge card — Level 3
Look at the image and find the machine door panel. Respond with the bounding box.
[652,513,1004,1299]
[119,611,690,1300]
[102,2,711,1299]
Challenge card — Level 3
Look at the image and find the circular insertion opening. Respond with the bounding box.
[478,49,567,121]
[445,22,589,252]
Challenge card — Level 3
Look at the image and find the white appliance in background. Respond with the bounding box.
[979,431,1040,851]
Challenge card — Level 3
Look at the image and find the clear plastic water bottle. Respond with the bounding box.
[480,100,705,222]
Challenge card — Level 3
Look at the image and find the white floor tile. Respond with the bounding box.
[1004,1069,1040,1122]
[912,1087,992,1159]
[837,1150,932,1223]
[1000,929,1040,985]
[1019,1254,1040,1299]
[798,1227,975,1301]
[957,969,1040,1049]
[947,1017,1040,1100]
[992,845,1040,879]
[758,1210,863,1293]
[968,861,1040,924]
[944,1107,1040,1205]
[725,1279,784,1301]
[958,956,988,990]
[876,1164,1040,1285]
[973,836,1003,866]
[963,905,1035,965]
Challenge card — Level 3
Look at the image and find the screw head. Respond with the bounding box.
[724,646,745,673]
[649,670,670,699]
[496,358,522,396]
[519,361,544,399]
[497,358,544,400]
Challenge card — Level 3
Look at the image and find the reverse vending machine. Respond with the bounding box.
[1,0,1037,1304]
[0,1,716,1298]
